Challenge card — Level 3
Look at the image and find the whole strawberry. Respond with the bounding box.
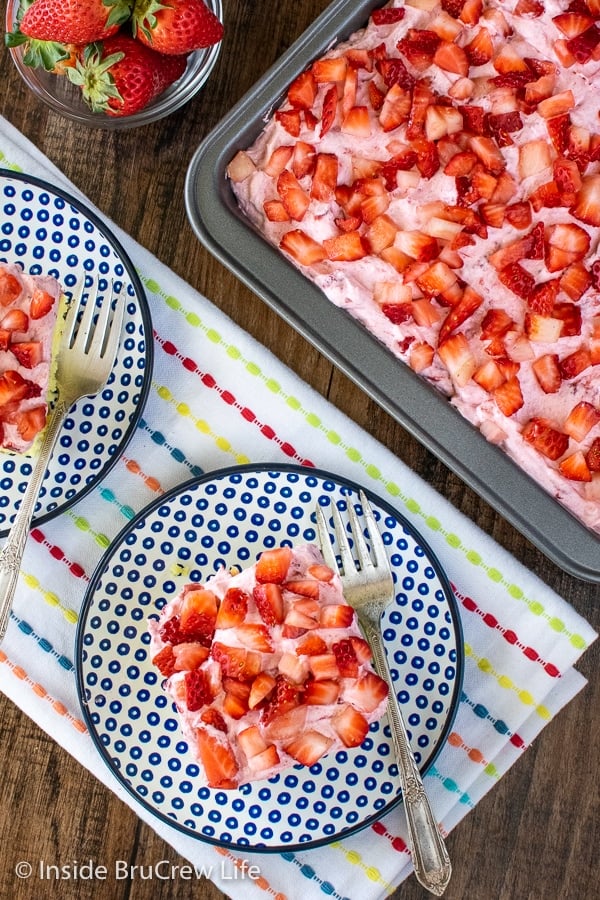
[133,0,224,55]
[20,0,133,46]
[67,34,187,117]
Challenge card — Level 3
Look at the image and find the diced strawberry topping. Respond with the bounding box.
[29,288,55,320]
[332,705,370,748]
[253,582,284,625]
[211,642,262,681]
[255,546,292,584]
[261,675,302,725]
[184,668,214,712]
[522,418,569,460]
[152,645,176,677]
[0,270,22,307]
[196,730,239,789]
[284,730,334,767]
[215,587,249,628]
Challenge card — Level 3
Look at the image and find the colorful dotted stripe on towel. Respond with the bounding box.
[214,847,286,900]
[0,650,86,732]
[461,690,527,748]
[454,586,561,676]
[155,331,313,466]
[282,850,355,899]
[330,843,395,896]
[137,416,204,479]
[464,644,552,720]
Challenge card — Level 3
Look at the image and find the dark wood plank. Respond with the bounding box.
[0,2,598,898]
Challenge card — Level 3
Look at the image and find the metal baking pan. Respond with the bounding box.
[185,0,600,583]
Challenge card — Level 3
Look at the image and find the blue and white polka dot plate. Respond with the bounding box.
[76,464,463,851]
[0,169,152,535]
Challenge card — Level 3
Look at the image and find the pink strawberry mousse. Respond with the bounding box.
[149,543,389,789]
[0,263,61,453]
[228,0,600,535]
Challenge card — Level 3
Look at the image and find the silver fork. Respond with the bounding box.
[316,491,452,897]
[0,279,124,643]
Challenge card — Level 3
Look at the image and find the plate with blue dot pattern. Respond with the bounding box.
[0,169,152,535]
[76,464,463,852]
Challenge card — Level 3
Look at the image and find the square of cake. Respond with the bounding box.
[0,262,61,453]
[149,543,389,789]
[228,0,600,535]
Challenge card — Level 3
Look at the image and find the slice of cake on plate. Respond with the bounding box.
[149,543,389,789]
[0,262,61,453]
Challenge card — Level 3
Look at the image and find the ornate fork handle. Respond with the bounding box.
[360,611,452,897]
[0,397,70,642]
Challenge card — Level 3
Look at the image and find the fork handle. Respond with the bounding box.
[364,620,452,896]
[0,399,69,643]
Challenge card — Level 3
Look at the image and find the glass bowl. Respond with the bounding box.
[5,0,223,129]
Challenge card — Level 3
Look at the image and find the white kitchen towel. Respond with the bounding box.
[0,115,596,900]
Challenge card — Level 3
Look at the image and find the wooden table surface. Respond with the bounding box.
[0,3,598,899]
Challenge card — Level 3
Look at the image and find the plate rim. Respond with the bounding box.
[0,166,153,535]
[75,461,464,853]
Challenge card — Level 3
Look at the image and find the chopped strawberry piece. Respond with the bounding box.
[320,84,338,137]
[586,438,600,472]
[532,354,562,393]
[552,302,582,337]
[342,105,372,137]
[263,200,291,223]
[277,170,310,221]
[9,341,44,369]
[215,587,250,628]
[371,7,406,24]
[200,708,227,732]
[237,724,268,759]
[0,270,22,307]
[172,642,210,672]
[433,41,469,76]
[564,401,600,442]
[248,672,277,709]
[261,675,301,725]
[438,286,483,343]
[493,376,524,416]
[465,27,494,65]
[234,623,274,653]
[295,633,328,656]
[291,141,316,179]
[438,332,477,386]
[184,668,214,712]
[312,56,348,83]
[559,261,592,300]
[559,450,592,481]
[343,671,389,713]
[309,652,340,681]
[498,263,535,299]
[0,370,41,408]
[152,645,176,677]
[480,308,514,339]
[319,604,355,628]
[287,69,317,109]
[332,638,359,677]
[280,230,327,265]
[223,690,249,720]
[255,546,292,584]
[211,642,262,681]
[528,279,560,315]
[379,83,412,132]
[284,730,334,767]
[179,588,218,645]
[397,29,441,72]
[30,288,55,320]
[332,705,370,748]
[304,679,341,705]
[196,730,239,789]
[275,109,302,137]
[253,583,285,627]
[560,347,592,379]
[323,231,366,261]
[310,153,339,201]
[571,174,600,226]
[566,24,600,63]
[0,308,28,333]
[522,417,569,459]
[285,579,320,599]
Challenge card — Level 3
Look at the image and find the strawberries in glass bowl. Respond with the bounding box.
[4,0,223,128]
